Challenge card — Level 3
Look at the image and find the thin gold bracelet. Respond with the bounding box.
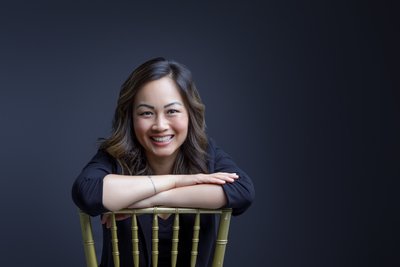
[148,175,157,194]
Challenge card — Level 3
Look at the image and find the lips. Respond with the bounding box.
[150,135,174,143]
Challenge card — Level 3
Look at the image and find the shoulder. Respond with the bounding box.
[206,136,217,154]
[74,149,119,182]
[87,149,121,173]
[206,137,235,161]
[206,137,235,172]
[92,149,115,162]
[205,137,218,167]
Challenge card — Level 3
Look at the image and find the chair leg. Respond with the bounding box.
[79,210,98,267]
[212,209,232,267]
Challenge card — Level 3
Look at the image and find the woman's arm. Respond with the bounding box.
[102,173,237,211]
[72,149,238,215]
[128,184,227,209]
[207,138,255,216]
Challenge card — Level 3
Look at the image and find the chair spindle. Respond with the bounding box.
[152,213,159,267]
[171,211,180,267]
[132,213,139,267]
[110,213,120,267]
[190,211,200,267]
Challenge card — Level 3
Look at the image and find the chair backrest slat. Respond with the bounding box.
[190,211,201,267]
[110,214,120,267]
[131,214,139,267]
[152,213,159,267]
[171,211,179,267]
[78,208,232,267]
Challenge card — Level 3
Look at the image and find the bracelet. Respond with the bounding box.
[148,175,157,194]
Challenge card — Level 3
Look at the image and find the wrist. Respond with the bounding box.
[153,190,168,206]
[173,174,183,188]
[148,175,157,194]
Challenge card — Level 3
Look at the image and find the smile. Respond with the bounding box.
[150,135,174,143]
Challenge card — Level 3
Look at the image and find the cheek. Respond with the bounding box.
[175,117,189,135]
[133,119,149,137]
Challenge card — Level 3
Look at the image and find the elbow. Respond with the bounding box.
[225,179,255,216]
[237,187,255,215]
[102,204,120,212]
[72,177,107,217]
[244,183,256,207]
[243,176,255,207]
[102,195,123,212]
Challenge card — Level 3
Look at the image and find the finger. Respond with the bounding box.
[115,214,131,221]
[209,178,227,184]
[214,172,238,178]
[106,217,113,229]
[223,172,239,178]
[101,214,109,224]
[213,173,239,182]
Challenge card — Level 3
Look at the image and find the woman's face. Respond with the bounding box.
[133,77,189,165]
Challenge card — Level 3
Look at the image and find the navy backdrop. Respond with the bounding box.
[0,1,398,267]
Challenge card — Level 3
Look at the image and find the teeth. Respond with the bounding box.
[151,136,172,142]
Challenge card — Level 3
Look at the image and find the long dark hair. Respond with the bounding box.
[100,57,208,175]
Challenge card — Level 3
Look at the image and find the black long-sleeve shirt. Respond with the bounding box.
[72,138,255,267]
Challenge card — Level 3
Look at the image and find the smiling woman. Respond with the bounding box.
[71,57,255,267]
[133,77,189,168]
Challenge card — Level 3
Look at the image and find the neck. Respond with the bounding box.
[147,155,177,175]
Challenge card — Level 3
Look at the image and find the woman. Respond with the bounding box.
[72,57,255,267]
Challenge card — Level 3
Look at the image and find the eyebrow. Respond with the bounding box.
[164,101,183,108]
[136,101,183,110]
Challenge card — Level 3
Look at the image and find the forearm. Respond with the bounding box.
[129,184,227,209]
[102,174,178,211]
[103,172,236,211]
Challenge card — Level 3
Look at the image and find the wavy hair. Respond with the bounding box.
[100,57,208,175]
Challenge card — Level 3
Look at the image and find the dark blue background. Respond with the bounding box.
[0,1,398,266]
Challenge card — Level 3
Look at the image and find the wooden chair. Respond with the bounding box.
[78,207,232,267]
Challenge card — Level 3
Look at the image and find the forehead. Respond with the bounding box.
[134,77,184,105]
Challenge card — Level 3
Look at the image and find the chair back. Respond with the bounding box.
[78,207,232,267]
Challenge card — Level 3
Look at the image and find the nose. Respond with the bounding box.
[152,114,168,132]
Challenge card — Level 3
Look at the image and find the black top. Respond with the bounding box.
[72,138,255,267]
[157,215,174,267]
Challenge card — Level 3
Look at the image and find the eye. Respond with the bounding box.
[167,109,180,115]
[139,111,153,117]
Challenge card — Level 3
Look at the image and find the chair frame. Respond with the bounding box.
[78,207,232,267]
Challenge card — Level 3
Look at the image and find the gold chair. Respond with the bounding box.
[78,207,232,267]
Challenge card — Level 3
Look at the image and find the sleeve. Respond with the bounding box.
[71,150,116,216]
[208,138,255,216]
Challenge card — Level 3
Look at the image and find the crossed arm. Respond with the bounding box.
[102,172,238,211]
[73,146,254,218]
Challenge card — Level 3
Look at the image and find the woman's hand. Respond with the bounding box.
[175,172,239,188]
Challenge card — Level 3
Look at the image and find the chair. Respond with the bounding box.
[78,207,232,267]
